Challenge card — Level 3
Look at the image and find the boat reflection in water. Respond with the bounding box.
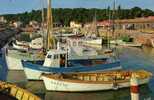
[45,85,152,100]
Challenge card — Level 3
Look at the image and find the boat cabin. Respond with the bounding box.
[43,49,67,68]
[67,37,82,47]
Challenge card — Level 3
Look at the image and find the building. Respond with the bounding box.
[29,20,41,30]
[13,21,22,28]
[114,16,154,30]
[0,16,7,23]
[70,21,82,28]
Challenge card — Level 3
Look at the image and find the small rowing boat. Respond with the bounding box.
[41,70,152,92]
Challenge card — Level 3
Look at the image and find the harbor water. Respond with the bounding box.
[0,46,154,100]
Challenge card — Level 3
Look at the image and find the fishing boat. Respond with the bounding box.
[22,49,121,80]
[119,42,142,47]
[13,37,43,51]
[41,70,152,92]
[12,42,29,51]
[15,40,29,46]
[4,45,44,71]
[110,40,142,47]
[82,11,102,46]
[81,37,103,45]
[66,37,98,57]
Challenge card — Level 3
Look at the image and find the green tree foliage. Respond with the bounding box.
[2,7,154,26]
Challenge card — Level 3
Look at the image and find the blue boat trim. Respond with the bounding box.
[0,48,8,80]
[22,60,121,73]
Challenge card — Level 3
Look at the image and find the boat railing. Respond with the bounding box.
[72,70,152,82]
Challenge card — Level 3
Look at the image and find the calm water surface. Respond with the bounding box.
[0,46,154,100]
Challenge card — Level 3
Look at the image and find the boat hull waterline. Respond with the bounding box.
[42,76,150,92]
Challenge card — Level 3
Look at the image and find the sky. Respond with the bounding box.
[0,0,154,15]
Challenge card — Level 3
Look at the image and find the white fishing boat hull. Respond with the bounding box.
[24,67,44,80]
[16,40,29,46]
[110,40,142,47]
[23,66,122,80]
[82,38,102,45]
[13,43,28,51]
[119,43,142,47]
[42,76,150,92]
[5,55,24,70]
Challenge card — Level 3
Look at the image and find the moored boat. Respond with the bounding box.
[4,46,44,71]
[41,70,152,92]
[82,37,103,45]
[110,40,142,47]
[12,42,29,51]
[22,49,122,80]
[118,42,142,47]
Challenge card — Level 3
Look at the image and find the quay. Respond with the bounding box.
[0,81,41,100]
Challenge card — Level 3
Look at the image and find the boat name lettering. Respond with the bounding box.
[51,81,68,87]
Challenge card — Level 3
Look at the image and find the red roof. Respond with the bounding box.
[97,20,112,26]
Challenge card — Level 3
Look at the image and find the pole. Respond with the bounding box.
[112,0,116,40]
[130,73,139,100]
[40,0,46,51]
[47,0,55,50]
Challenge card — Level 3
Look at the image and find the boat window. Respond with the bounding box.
[47,55,52,58]
[54,55,59,59]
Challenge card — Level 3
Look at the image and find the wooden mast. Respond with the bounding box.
[40,0,46,50]
[112,0,116,40]
[47,0,55,50]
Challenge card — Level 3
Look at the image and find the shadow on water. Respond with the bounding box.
[0,93,17,100]
[44,85,152,100]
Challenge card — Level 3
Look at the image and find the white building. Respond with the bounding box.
[70,21,82,28]
[13,21,22,28]
[0,16,7,23]
[29,20,40,29]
